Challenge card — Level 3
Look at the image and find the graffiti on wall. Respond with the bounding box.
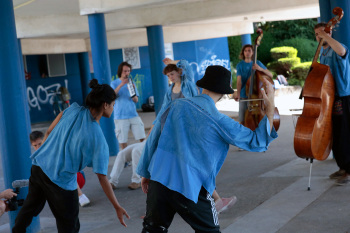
[27,79,68,111]
[190,55,230,76]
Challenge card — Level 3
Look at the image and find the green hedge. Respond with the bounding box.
[290,61,312,80]
[277,38,318,62]
[270,46,298,60]
[267,57,300,77]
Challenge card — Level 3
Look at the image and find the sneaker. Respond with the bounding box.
[215,196,237,213]
[128,182,141,190]
[335,175,350,186]
[79,194,90,207]
[329,169,346,179]
[110,182,118,190]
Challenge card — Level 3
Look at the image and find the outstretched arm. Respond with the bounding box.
[260,78,275,132]
[96,174,130,227]
[42,111,63,143]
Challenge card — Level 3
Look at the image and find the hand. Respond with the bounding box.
[260,78,275,116]
[120,78,128,87]
[316,29,331,40]
[141,177,150,194]
[0,189,17,200]
[115,206,130,227]
[163,58,173,65]
[234,93,240,102]
[252,64,263,71]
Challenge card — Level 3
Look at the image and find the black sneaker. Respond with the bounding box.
[329,169,346,179]
[335,175,350,186]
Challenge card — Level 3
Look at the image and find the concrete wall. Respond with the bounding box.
[26,53,84,123]
[26,37,230,123]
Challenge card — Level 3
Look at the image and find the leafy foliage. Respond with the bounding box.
[258,19,318,41]
[228,36,245,68]
[270,47,298,60]
[290,61,312,80]
[267,57,300,77]
[277,38,318,62]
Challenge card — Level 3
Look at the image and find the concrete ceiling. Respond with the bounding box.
[13,0,320,54]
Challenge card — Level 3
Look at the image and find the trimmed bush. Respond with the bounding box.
[290,61,312,80]
[270,47,298,60]
[267,57,300,77]
[277,38,318,62]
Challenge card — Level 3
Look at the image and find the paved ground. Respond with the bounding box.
[1,89,350,233]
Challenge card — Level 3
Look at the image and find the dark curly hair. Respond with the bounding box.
[85,79,117,109]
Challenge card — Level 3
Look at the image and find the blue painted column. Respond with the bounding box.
[241,34,252,46]
[0,1,40,231]
[18,40,32,134]
[146,25,168,115]
[78,52,92,102]
[318,0,332,23]
[88,13,119,156]
[330,0,350,48]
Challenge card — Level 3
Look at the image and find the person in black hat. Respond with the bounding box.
[137,65,278,233]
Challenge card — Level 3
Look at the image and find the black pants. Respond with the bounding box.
[332,95,350,174]
[12,165,79,233]
[142,180,220,233]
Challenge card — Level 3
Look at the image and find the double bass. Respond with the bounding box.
[294,7,343,161]
[243,29,280,131]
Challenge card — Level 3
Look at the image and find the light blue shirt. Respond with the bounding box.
[111,78,140,120]
[31,103,109,190]
[137,94,278,203]
[236,60,266,98]
[320,44,350,97]
[153,59,198,124]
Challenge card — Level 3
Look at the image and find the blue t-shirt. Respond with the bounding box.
[137,95,277,203]
[31,103,109,190]
[236,60,266,98]
[110,78,140,120]
[320,44,350,97]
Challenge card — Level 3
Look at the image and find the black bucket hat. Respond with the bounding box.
[196,65,234,94]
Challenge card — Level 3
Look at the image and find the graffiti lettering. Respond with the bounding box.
[190,55,230,76]
[27,79,68,111]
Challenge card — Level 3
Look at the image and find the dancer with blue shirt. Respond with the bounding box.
[137,65,277,232]
[111,62,146,150]
[13,79,129,232]
[234,44,273,124]
[314,23,350,185]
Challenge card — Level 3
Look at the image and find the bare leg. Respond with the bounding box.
[212,190,221,202]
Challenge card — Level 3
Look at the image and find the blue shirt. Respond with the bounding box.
[320,44,350,97]
[236,60,266,98]
[31,103,109,190]
[137,95,278,203]
[111,78,140,119]
[153,59,199,124]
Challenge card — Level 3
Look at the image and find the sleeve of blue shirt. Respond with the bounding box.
[177,59,194,83]
[219,114,278,151]
[136,120,162,178]
[236,62,242,76]
[257,60,267,70]
[89,127,110,175]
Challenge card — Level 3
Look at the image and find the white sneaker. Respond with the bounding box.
[79,194,90,207]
